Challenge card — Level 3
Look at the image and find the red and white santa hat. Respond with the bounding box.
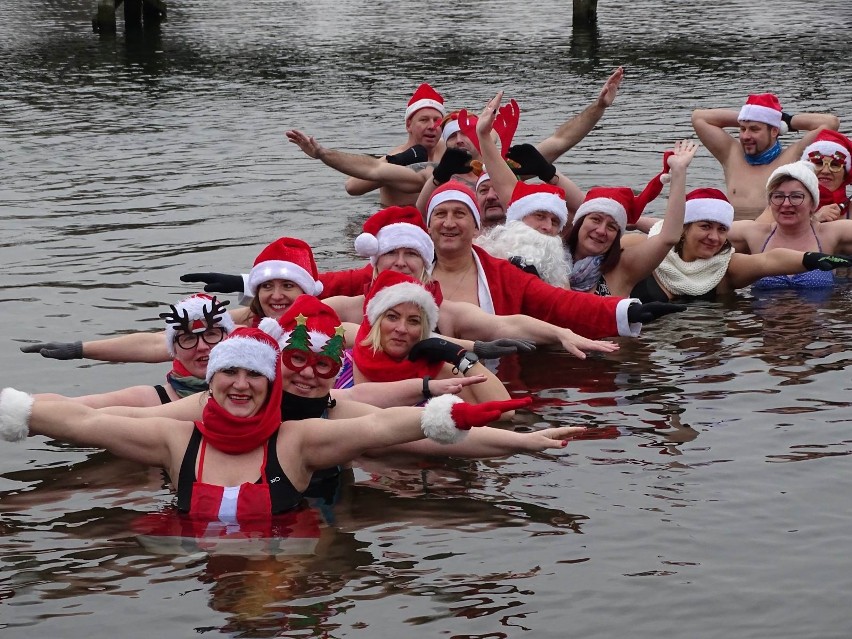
[475,172,491,190]
[164,293,237,357]
[205,326,280,383]
[440,111,462,142]
[259,294,342,353]
[738,93,786,132]
[353,206,435,273]
[247,237,323,297]
[363,270,439,334]
[505,181,569,230]
[767,161,820,205]
[426,182,481,228]
[684,188,735,229]
[801,129,852,174]
[405,83,445,122]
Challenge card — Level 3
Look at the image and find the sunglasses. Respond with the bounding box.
[175,327,226,350]
[281,348,341,379]
[807,151,846,174]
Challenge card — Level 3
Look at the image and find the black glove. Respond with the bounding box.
[473,338,536,359]
[408,337,467,366]
[802,252,852,271]
[19,341,83,360]
[180,272,244,294]
[508,255,542,278]
[386,144,428,166]
[781,111,797,133]
[432,148,473,185]
[506,143,557,182]
[626,302,687,324]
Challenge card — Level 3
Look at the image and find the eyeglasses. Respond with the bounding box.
[769,191,806,206]
[807,151,846,174]
[175,327,226,350]
[281,348,341,379]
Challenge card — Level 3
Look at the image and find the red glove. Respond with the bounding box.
[450,397,532,430]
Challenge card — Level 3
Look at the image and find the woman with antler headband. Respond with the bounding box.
[0,325,534,520]
[29,294,236,408]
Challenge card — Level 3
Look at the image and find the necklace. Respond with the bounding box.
[437,259,475,301]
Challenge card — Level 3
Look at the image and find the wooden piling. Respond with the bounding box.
[573,0,598,26]
[142,0,167,27]
[125,0,143,31]
[92,0,116,33]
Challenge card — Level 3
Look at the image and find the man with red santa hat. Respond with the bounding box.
[692,92,839,218]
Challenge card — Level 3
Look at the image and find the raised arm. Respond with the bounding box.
[476,91,518,208]
[691,108,740,163]
[286,130,427,192]
[0,389,176,467]
[536,66,624,163]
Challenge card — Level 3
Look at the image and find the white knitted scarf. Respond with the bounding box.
[649,220,734,296]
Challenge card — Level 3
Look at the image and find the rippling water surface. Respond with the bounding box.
[1,1,852,637]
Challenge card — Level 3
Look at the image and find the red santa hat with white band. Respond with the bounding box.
[505,182,569,231]
[684,188,735,229]
[426,182,481,228]
[363,270,440,334]
[738,93,788,133]
[246,237,323,297]
[353,206,435,273]
[205,326,280,383]
[801,129,852,174]
[405,83,445,122]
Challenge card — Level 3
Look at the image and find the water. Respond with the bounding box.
[1,0,852,636]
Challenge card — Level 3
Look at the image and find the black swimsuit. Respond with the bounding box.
[175,427,303,515]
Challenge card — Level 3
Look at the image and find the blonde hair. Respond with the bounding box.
[372,264,431,285]
[360,306,431,352]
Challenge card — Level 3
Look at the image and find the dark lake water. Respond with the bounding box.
[2,1,852,637]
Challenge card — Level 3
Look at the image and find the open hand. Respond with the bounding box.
[285,129,323,159]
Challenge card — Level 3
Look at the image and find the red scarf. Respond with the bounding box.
[819,185,851,211]
[196,362,283,455]
[352,321,443,383]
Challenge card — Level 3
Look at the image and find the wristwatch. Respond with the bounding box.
[456,351,479,375]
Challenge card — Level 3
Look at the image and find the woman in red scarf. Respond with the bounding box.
[334,270,511,408]
[0,326,528,520]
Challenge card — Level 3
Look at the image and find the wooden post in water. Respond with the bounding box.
[125,0,143,31]
[573,0,598,26]
[92,0,116,33]
[142,0,167,27]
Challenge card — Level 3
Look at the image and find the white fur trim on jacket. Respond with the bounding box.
[205,336,278,383]
[365,282,440,333]
[506,192,568,230]
[0,388,34,442]
[574,197,628,232]
[246,261,323,297]
[420,394,467,444]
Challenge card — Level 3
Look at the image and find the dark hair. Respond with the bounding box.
[565,215,623,274]
[675,223,733,258]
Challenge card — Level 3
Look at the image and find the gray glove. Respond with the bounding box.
[20,341,84,360]
[473,338,536,359]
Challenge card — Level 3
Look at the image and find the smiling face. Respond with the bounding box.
[209,367,270,418]
[173,323,226,378]
[279,355,337,398]
[739,121,777,156]
[375,247,427,278]
[808,154,847,192]
[768,178,816,227]
[575,213,620,259]
[406,108,443,150]
[378,302,425,360]
[256,279,305,319]
[680,221,730,261]
[428,200,478,256]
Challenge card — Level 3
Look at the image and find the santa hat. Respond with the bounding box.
[246,237,323,297]
[353,206,435,273]
[441,111,462,142]
[163,293,237,357]
[574,159,670,231]
[738,93,787,132]
[426,182,481,228]
[476,172,491,190]
[405,83,445,122]
[363,270,439,334]
[801,129,852,175]
[259,294,343,354]
[767,161,820,206]
[205,327,280,383]
[505,182,568,230]
[684,188,735,229]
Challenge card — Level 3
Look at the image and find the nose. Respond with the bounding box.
[195,338,212,353]
[233,370,250,388]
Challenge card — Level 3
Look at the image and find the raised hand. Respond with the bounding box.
[665,139,700,171]
[596,66,624,109]
[475,91,503,140]
[626,301,687,324]
[180,272,244,294]
[285,129,323,159]
[19,341,83,360]
[473,338,536,359]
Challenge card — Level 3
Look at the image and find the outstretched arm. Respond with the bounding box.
[536,66,624,163]
[286,130,427,192]
[20,331,170,363]
[691,108,740,163]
